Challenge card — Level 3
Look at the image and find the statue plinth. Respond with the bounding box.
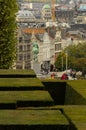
[31,61,40,74]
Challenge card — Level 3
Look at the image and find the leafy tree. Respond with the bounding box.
[55,42,86,72]
[0,0,18,69]
[55,52,66,71]
[65,42,86,58]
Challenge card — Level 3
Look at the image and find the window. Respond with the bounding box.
[19,37,23,43]
[16,65,22,69]
[24,45,26,51]
[55,44,61,51]
[27,45,30,51]
[19,45,23,52]
[27,54,30,60]
[24,54,27,61]
[25,63,31,69]
[18,54,23,61]
[24,39,30,43]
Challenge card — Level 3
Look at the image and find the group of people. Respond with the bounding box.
[61,73,68,80]
[40,62,77,80]
[61,70,76,80]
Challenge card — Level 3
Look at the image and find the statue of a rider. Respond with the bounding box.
[32,41,39,62]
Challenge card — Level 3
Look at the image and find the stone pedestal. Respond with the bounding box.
[31,61,40,74]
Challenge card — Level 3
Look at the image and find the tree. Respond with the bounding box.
[55,42,86,72]
[65,42,86,58]
[55,52,66,71]
[65,42,86,71]
[0,0,18,69]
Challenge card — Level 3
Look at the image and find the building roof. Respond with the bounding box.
[23,28,45,34]
[78,4,86,11]
[68,30,79,35]
[43,4,51,9]
[16,10,35,18]
[43,32,50,43]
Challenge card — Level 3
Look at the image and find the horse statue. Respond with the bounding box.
[32,41,39,61]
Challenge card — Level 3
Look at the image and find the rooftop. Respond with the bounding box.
[78,4,86,11]
[43,4,51,9]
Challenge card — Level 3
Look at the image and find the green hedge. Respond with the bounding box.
[0,109,69,130]
[42,80,66,105]
[47,105,86,130]
[0,70,86,130]
[0,69,36,78]
[42,80,86,105]
[0,90,54,108]
[0,78,44,90]
[65,80,86,105]
[63,105,86,130]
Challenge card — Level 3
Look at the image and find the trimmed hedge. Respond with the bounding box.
[65,80,86,105]
[63,105,86,130]
[0,78,44,90]
[45,105,86,130]
[42,80,66,105]
[0,69,36,78]
[42,80,86,105]
[0,109,69,130]
[0,69,86,130]
[0,90,54,108]
[41,80,86,130]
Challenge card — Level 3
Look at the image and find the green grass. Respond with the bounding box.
[0,109,69,125]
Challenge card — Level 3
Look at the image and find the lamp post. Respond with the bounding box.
[66,51,68,73]
[62,57,63,71]
[22,60,25,70]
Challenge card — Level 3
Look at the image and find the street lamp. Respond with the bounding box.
[62,56,63,71]
[66,51,68,73]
